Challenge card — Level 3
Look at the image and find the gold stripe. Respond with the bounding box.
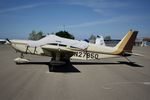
[12,42,27,45]
[112,31,134,55]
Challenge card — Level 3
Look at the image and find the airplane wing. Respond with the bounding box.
[41,44,77,53]
[124,52,143,56]
[40,43,87,61]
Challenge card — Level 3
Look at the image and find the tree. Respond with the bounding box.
[28,30,44,40]
[28,30,36,40]
[55,31,75,39]
[28,30,74,40]
[36,31,44,40]
[89,34,96,43]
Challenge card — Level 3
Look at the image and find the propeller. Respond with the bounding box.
[6,38,12,44]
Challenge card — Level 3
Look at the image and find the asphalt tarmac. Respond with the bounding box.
[0,45,150,100]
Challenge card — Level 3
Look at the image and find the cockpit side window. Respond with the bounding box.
[47,43,58,46]
[59,44,66,47]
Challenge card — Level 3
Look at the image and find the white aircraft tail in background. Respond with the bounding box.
[95,35,105,46]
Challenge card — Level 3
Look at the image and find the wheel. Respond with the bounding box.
[20,53,24,58]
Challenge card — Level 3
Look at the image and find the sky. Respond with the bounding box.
[0,0,150,40]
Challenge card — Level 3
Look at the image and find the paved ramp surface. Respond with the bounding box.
[0,45,150,100]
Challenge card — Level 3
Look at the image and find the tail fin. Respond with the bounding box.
[95,35,105,46]
[113,30,138,54]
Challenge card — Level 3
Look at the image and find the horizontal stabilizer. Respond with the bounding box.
[124,52,143,56]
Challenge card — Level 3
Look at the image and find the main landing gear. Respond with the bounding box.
[124,57,134,64]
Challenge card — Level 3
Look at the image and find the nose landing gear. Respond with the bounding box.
[20,53,24,58]
[14,53,29,64]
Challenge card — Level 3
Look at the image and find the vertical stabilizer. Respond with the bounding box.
[95,35,105,46]
[113,30,138,54]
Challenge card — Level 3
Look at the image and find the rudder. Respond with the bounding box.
[113,30,138,54]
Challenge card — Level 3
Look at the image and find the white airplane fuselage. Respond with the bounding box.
[8,30,138,63]
[10,40,119,61]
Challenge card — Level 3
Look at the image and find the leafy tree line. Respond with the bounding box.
[28,30,111,42]
[28,30,44,40]
[28,30,75,40]
[55,31,75,39]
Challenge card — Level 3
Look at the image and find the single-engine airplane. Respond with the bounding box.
[6,30,138,66]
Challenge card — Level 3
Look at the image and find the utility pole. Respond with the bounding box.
[63,25,65,31]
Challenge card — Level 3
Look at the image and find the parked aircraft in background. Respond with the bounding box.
[6,30,138,67]
[95,35,105,46]
[0,39,6,44]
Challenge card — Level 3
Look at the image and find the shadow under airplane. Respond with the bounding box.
[71,61,144,67]
[16,60,143,73]
[16,62,81,73]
